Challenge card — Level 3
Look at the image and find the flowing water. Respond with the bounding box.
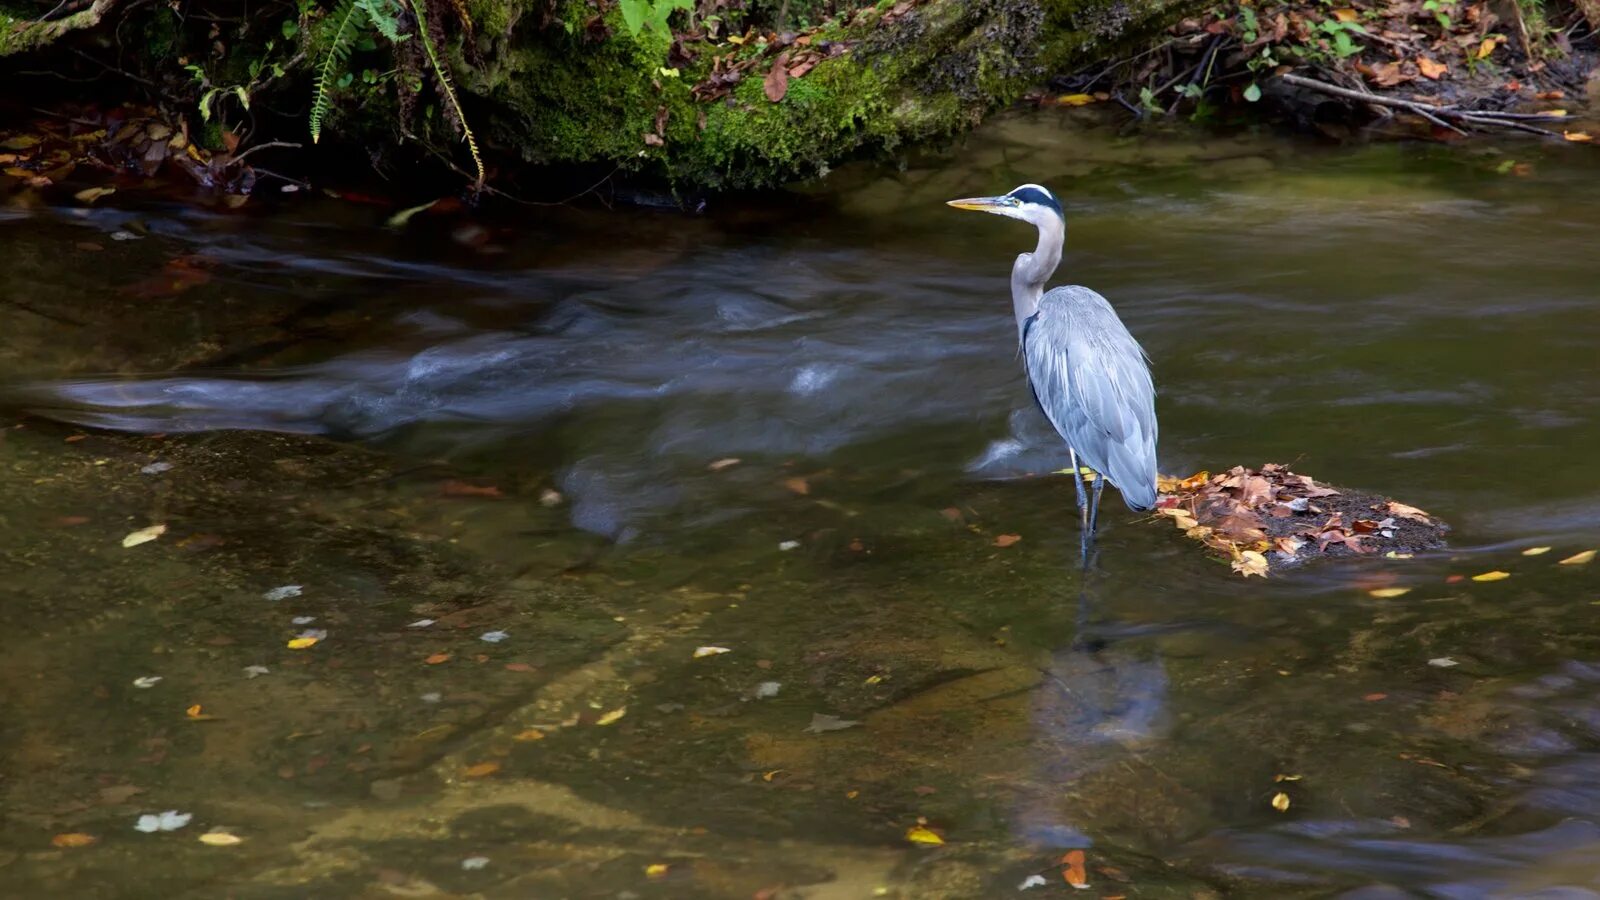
[3,111,1600,898]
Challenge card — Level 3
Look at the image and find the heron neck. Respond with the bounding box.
[1012,215,1063,342]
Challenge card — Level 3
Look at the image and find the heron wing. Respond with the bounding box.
[1022,285,1158,510]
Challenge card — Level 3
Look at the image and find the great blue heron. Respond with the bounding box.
[948,183,1157,551]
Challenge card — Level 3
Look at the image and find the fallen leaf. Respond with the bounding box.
[463,761,500,778]
[645,863,669,878]
[197,831,244,846]
[803,713,860,733]
[461,856,490,870]
[1476,36,1502,59]
[1536,90,1565,99]
[1368,587,1411,598]
[503,662,535,672]
[595,707,627,726]
[1271,792,1291,812]
[905,825,945,846]
[764,52,790,102]
[479,630,509,643]
[74,186,116,204]
[132,676,162,689]
[286,637,319,649]
[52,833,97,848]
[1364,692,1388,701]
[424,653,451,665]
[185,704,204,718]
[693,646,732,658]
[1429,657,1459,668]
[1332,7,1358,21]
[1471,570,1511,582]
[1522,546,1552,556]
[1564,131,1594,142]
[783,476,810,495]
[134,810,192,832]
[1057,93,1096,106]
[993,533,1022,548]
[1418,56,1448,79]
[708,457,741,471]
[1274,773,1303,782]
[1061,849,1089,888]
[440,480,503,499]
[1560,550,1596,565]
[1232,550,1269,578]
[121,524,167,548]
[512,728,546,742]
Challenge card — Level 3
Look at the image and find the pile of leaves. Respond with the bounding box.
[1155,464,1448,577]
[1051,0,1600,140]
[0,104,267,204]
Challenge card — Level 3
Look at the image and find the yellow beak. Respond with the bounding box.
[946,196,1012,213]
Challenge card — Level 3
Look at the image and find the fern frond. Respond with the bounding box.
[407,0,484,191]
[357,0,408,44]
[309,0,367,144]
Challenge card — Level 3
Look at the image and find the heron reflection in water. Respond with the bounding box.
[948,184,1158,557]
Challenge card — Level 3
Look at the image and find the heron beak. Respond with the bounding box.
[946,196,1012,214]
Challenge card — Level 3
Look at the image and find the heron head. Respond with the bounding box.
[946,183,1064,228]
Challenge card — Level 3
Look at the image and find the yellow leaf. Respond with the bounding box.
[726,34,746,44]
[1476,37,1502,59]
[1271,792,1291,812]
[645,863,670,878]
[1471,570,1511,582]
[1564,131,1593,142]
[1274,773,1303,782]
[693,646,732,658]
[1544,109,1569,117]
[463,761,500,778]
[1232,550,1269,578]
[762,769,783,782]
[121,524,167,548]
[512,728,546,742]
[657,66,680,77]
[198,831,244,846]
[74,186,115,204]
[52,832,97,848]
[186,704,204,718]
[1522,546,1553,555]
[1057,93,1096,106]
[595,707,627,726]
[286,637,319,649]
[1332,7,1358,21]
[905,825,945,845]
[1417,56,1448,80]
[1560,549,1597,565]
[1368,587,1411,598]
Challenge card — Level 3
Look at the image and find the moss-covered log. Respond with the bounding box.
[0,0,1197,189]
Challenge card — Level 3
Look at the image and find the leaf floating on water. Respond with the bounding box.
[1564,132,1594,142]
[803,713,860,733]
[778,540,801,551]
[1056,93,1096,106]
[512,728,546,742]
[1429,657,1459,668]
[1019,874,1049,890]
[461,856,490,870]
[645,863,669,878]
[1273,773,1303,782]
[1061,849,1089,888]
[693,646,731,658]
[1232,550,1269,578]
[707,457,741,471]
[197,830,244,846]
[74,186,116,204]
[242,665,270,679]
[424,653,450,665]
[185,704,205,719]
[1471,570,1511,582]
[905,825,945,846]
[1271,792,1291,812]
[134,810,192,832]
[52,832,97,848]
[1559,550,1596,566]
[386,199,439,228]
[479,630,509,643]
[132,676,163,689]
[783,476,810,495]
[463,761,500,778]
[286,637,319,650]
[408,619,435,628]
[595,707,627,726]
[993,534,1022,548]
[1368,587,1411,598]
[121,524,167,548]
[1522,547,1553,556]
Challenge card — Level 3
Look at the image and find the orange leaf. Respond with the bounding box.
[52,833,97,848]
[424,653,451,665]
[993,534,1022,548]
[1061,849,1089,887]
[1536,90,1565,100]
[1332,7,1358,21]
[186,704,204,718]
[463,761,501,778]
[764,52,790,102]
[783,477,810,495]
[1476,36,1502,59]
[1564,131,1594,142]
[1417,56,1447,80]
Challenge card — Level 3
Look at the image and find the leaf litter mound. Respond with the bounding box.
[1155,463,1448,577]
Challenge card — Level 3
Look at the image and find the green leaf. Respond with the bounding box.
[232,86,250,111]
[198,87,221,122]
[618,0,647,34]
[1244,82,1262,102]
[281,18,298,38]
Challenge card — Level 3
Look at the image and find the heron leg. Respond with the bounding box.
[1088,474,1106,538]
[1069,448,1090,561]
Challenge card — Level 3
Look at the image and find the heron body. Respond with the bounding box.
[947,183,1158,546]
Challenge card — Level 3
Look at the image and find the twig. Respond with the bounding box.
[229,140,302,166]
[1278,72,1565,138]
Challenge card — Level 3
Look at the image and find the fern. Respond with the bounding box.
[309,0,367,144]
[357,0,407,44]
[406,0,484,191]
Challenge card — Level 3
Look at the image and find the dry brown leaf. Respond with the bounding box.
[783,476,810,495]
[993,533,1022,548]
[1232,550,1269,578]
[1564,131,1594,142]
[463,761,500,778]
[52,833,97,848]
[1417,56,1447,79]
[764,52,790,102]
[424,653,451,665]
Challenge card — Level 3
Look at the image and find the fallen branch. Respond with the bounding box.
[1277,72,1567,137]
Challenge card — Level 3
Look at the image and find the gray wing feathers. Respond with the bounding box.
[1023,286,1158,511]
